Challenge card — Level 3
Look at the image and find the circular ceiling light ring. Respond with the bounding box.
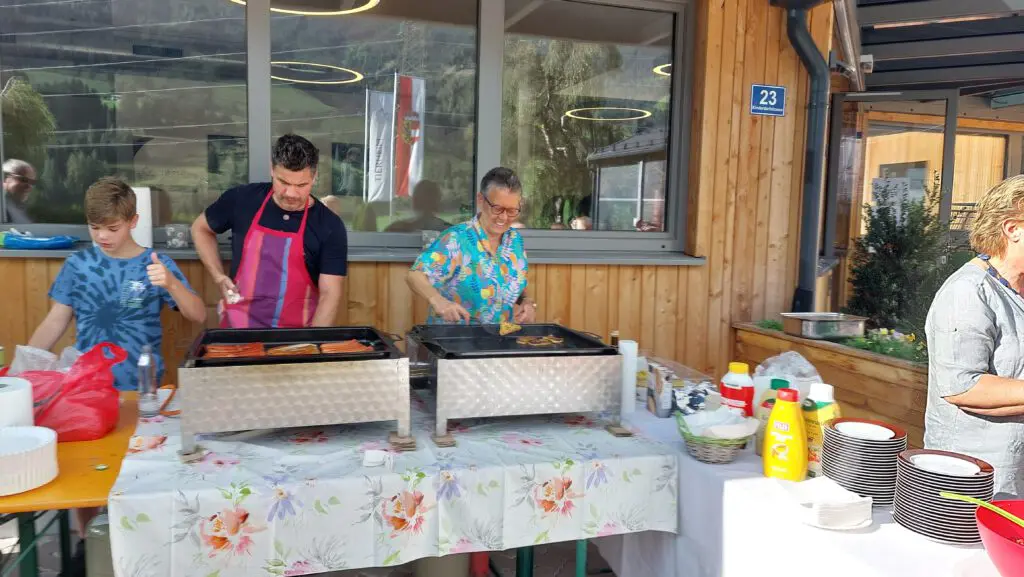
[653,63,672,77]
[271,61,364,85]
[230,0,379,16]
[564,107,652,121]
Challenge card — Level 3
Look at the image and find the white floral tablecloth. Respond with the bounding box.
[107,393,679,577]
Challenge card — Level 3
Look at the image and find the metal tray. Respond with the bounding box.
[780,312,866,340]
[183,326,401,368]
[408,323,616,359]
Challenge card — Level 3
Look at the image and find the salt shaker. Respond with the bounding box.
[138,345,159,418]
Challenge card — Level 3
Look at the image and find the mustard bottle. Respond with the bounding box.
[762,388,808,481]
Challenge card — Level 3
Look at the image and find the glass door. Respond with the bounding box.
[822,90,959,311]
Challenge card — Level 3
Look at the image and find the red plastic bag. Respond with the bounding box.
[2,343,127,442]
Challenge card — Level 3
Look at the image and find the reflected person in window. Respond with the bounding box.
[384,180,451,233]
[924,175,1024,496]
[2,158,36,224]
[407,167,535,324]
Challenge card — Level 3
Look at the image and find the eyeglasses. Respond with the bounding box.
[480,193,521,218]
[3,173,35,186]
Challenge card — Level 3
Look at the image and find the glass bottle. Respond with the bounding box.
[138,345,159,418]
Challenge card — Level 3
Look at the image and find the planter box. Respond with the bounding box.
[733,323,927,448]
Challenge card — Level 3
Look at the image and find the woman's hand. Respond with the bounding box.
[514,299,537,323]
[431,296,471,323]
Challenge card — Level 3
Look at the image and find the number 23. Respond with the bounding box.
[759,89,778,107]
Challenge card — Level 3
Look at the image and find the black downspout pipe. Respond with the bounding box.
[785,7,830,313]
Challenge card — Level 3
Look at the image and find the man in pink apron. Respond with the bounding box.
[191,134,348,328]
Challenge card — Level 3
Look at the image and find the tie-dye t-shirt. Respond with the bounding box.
[411,216,528,324]
[49,247,192,391]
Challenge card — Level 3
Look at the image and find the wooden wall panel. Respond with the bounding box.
[0,1,837,382]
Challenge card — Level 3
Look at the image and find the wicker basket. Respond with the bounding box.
[675,412,750,465]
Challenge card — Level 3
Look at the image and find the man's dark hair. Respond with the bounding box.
[272,134,319,173]
[479,167,522,197]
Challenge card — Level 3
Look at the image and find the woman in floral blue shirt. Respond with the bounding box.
[407,167,536,324]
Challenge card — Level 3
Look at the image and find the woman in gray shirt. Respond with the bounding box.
[926,174,1024,496]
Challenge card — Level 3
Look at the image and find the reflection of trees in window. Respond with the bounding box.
[503,39,636,229]
[1,0,248,223]
[0,78,55,176]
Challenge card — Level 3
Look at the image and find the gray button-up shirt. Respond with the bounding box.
[925,262,1024,496]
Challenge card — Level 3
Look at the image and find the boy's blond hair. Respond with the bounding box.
[85,177,136,224]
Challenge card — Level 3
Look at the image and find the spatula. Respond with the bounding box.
[940,491,1024,530]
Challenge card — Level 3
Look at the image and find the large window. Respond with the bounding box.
[269,0,478,234]
[501,1,674,232]
[0,0,248,225]
[2,0,691,256]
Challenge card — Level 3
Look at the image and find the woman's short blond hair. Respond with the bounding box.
[970,174,1024,257]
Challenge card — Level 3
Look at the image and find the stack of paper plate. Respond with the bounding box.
[821,418,908,507]
[0,426,58,496]
[894,449,995,544]
[779,476,874,530]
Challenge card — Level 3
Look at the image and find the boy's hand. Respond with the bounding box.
[146,252,178,289]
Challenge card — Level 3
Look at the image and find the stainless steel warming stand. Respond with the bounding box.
[406,323,626,446]
[177,326,411,457]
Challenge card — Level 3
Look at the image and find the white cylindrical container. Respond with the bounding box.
[619,340,638,417]
[0,377,34,427]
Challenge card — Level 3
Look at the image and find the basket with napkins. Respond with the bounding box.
[676,404,759,464]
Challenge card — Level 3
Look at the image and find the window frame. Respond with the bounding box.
[1,0,695,258]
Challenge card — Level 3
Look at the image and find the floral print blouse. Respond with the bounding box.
[411,216,528,324]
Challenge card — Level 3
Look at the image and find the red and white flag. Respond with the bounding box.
[393,74,425,198]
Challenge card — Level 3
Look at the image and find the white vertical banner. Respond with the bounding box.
[394,74,425,198]
[364,89,394,203]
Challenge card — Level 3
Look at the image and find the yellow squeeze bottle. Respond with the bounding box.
[754,378,789,456]
[803,383,841,478]
[762,388,808,481]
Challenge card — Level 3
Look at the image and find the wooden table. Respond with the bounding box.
[0,393,137,577]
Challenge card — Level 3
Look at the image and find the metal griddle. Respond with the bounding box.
[183,326,401,368]
[406,323,623,442]
[177,326,411,456]
[408,323,616,359]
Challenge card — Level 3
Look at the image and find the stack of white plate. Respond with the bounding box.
[821,417,908,507]
[893,449,995,544]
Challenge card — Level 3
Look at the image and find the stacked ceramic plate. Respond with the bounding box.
[821,417,908,507]
[893,449,995,544]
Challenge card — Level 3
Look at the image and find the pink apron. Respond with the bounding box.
[219,189,318,328]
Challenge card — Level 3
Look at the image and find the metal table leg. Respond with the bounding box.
[1,511,65,577]
[16,512,39,577]
[575,540,587,577]
[58,510,72,575]
[515,546,534,577]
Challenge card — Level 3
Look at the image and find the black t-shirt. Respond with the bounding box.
[205,182,348,283]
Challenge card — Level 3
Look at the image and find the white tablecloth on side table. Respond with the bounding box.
[596,406,1002,577]
[107,392,678,577]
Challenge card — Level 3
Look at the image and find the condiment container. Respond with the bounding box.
[754,378,789,456]
[762,388,808,481]
[803,383,841,478]
[719,362,754,417]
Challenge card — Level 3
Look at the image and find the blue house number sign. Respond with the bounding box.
[750,84,786,117]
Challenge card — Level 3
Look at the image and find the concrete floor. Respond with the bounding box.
[1,516,614,577]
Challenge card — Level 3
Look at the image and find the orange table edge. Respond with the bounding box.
[0,392,138,514]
